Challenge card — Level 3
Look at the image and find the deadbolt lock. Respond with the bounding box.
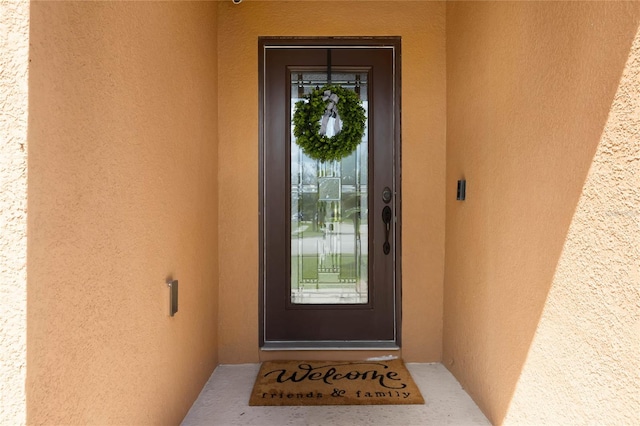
[382,187,392,204]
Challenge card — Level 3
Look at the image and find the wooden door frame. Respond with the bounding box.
[258,37,402,349]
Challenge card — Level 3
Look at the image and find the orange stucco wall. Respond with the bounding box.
[445,2,640,424]
[217,1,446,363]
[6,1,636,423]
[27,2,219,424]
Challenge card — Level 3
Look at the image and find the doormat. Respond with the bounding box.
[249,359,424,406]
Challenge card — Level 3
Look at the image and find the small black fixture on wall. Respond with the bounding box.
[167,279,178,317]
[457,179,467,201]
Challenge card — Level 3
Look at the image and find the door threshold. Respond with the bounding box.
[262,341,400,351]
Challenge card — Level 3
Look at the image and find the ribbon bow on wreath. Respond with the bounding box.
[319,90,342,136]
[293,85,366,162]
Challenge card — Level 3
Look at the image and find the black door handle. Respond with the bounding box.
[382,206,392,255]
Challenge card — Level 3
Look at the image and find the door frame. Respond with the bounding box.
[258,37,402,349]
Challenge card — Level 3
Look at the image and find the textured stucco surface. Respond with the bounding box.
[217,0,446,364]
[445,2,640,424]
[5,1,638,422]
[0,0,28,424]
[28,2,218,424]
[504,24,640,426]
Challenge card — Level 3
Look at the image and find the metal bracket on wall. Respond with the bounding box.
[167,279,178,317]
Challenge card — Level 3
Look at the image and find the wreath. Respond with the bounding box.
[293,85,366,162]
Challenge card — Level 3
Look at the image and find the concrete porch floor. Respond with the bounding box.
[181,363,490,425]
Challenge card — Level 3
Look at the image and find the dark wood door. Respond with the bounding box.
[260,39,400,348]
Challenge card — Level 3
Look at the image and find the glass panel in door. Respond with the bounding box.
[290,72,369,304]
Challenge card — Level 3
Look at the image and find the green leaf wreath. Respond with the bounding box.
[293,85,366,162]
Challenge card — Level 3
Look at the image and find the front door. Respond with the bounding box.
[260,38,400,348]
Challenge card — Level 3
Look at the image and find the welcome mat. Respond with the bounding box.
[249,359,425,406]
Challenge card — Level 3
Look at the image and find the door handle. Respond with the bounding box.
[382,206,392,255]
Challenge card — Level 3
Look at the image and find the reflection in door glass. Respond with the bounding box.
[291,72,368,304]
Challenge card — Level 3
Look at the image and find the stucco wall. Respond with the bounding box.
[28,2,218,424]
[504,21,640,426]
[445,2,640,424]
[0,0,29,424]
[217,1,446,363]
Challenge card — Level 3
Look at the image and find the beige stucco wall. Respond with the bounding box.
[445,2,640,424]
[0,0,29,423]
[217,1,446,363]
[27,2,219,424]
